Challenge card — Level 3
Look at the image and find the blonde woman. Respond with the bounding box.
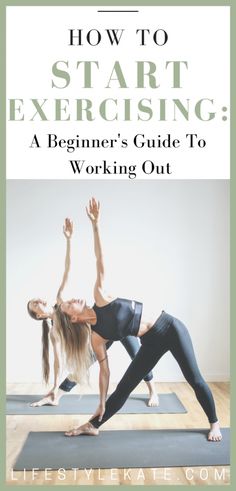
[27,219,159,407]
[60,198,222,442]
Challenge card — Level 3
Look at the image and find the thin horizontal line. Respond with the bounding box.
[97,10,139,13]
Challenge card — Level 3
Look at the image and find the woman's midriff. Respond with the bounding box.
[137,312,162,337]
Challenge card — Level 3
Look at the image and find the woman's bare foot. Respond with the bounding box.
[30,395,59,407]
[208,421,222,442]
[147,393,159,407]
[65,422,99,437]
[146,380,159,407]
[30,388,65,407]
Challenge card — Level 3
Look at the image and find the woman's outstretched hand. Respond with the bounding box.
[89,402,105,422]
[86,197,100,225]
[63,217,73,239]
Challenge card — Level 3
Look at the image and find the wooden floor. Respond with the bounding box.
[6,382,230,486]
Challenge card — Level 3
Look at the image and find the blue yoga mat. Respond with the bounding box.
[6,393,187,415]
[13,428,230,470]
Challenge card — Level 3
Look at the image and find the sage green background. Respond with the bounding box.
[0,0,233,489]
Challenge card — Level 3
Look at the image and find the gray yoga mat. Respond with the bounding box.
[6,393,187,415]
[13,428,230,470]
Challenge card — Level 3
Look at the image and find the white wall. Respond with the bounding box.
[7,180,229,385]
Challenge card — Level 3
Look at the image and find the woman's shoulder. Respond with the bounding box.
[94,289,116,307]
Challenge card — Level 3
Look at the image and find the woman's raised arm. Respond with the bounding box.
[86,198,105,302]
[56,218,73,304]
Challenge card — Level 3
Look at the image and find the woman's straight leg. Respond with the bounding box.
[90,336,168,428]
[169,317,218,423]
[121,336,154,382]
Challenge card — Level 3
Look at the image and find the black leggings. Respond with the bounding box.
[59,336,153,392]
[90,311,218,428]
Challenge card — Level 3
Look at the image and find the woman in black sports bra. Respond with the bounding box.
[27,219,158,408]
[60,198,222,442]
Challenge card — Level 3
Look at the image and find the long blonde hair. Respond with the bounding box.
[27,302,50,384]
[55,306,94,385]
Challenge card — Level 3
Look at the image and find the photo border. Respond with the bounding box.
[0,0,233,489]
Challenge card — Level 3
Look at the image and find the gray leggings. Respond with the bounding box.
[90,311,218,427]
[59,336,153,392]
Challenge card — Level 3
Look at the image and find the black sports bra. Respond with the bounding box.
[92,297,143,341]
